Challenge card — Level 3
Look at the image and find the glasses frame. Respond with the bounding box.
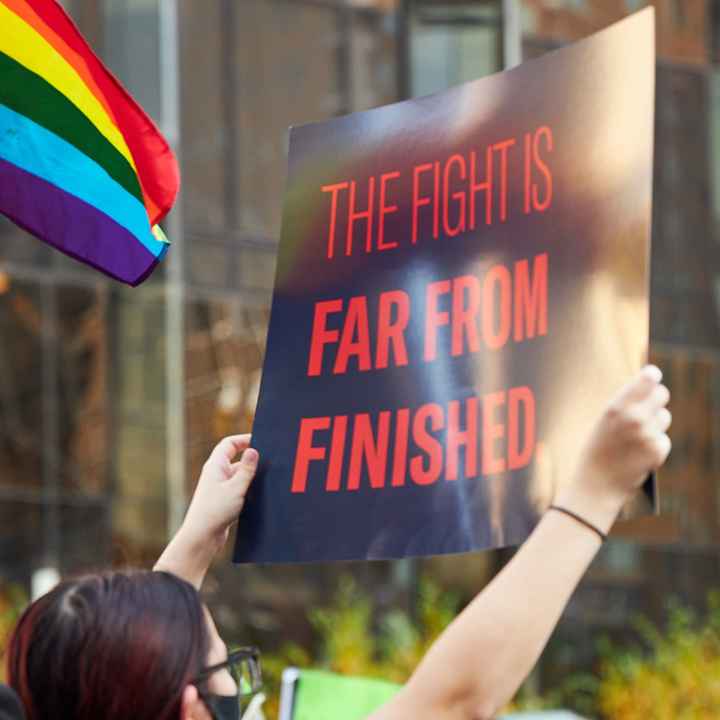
[192,646,263,696]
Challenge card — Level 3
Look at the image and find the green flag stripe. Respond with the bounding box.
[0,50,143,204]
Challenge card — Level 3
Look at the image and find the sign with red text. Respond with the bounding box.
[234,9,656,564]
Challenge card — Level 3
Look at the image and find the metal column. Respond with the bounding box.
[502,0,522,69]
[160,0,187,537]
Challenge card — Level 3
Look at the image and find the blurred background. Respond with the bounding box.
[1,0,720,716]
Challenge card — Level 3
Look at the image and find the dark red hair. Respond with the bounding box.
[6,570,208,720]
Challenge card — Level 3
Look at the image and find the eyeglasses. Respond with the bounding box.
[192,647,263,696]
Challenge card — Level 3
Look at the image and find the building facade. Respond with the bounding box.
[1,0,719,689]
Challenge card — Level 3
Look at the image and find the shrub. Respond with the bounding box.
[0,583,28,682]
[260,576,460,719]
[259,582,720,719]
[597,594,720,719]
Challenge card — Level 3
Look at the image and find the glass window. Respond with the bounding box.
[0,503,42,585]
[0,219,52,268]
[407,1,503,97]
[102,0,162,124]
[56,286,111,495]
[0,280,44,492]
[185,297,269,482]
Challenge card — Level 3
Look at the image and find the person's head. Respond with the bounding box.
[6,570,229,720]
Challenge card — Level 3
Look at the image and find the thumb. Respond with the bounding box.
[231,447,259,494]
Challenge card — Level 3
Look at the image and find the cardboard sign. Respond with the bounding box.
[234,9,655,564]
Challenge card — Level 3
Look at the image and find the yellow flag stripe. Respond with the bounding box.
[0,3,136,170]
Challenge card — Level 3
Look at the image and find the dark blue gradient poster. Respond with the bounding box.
[234,10,656,564]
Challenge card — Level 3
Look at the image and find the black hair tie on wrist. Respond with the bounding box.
[548,505,607,542]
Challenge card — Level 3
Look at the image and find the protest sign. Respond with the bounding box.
[234,9,656,564]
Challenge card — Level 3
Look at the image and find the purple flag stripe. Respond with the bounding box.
[0,158,163,285]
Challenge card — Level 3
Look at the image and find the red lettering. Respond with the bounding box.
[482,265,511,350]
[308,299,343,376]
[291,417,330,493]
[378,171,401,251]
[443,154,467,237]
[469,146,493,228]
[482,392,506,475]
[514,253,548,341]
[494,138,516,222]
[508,386,535,470]
[532,126,553,212]
[446,398,478,481]
[321,182,349,259]
[523,132,532,214]
[376,290,410,369]
[412,163,433,244]
[410,403,444,485]
[334,296,372,375]
[451,275,481,356]
[293,386,535,495]
[392,408,410,486]
[347,412,391,490]
[424,280,452,361]
[346,178,375,255]
[326,415,348,491]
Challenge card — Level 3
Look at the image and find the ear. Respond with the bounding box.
[181,685,213,720]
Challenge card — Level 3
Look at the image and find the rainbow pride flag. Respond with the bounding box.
[0,0,179,285]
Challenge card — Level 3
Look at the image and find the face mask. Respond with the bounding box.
[203,693,240,720]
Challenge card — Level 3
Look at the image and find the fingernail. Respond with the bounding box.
[242,448,259,466]
[643,365,662,382]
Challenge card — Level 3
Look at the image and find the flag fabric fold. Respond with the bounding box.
[0,0,179,285]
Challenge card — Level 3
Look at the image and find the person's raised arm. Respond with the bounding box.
[154,434,258,589]
[155,435,258,713]
[373,365,671,720]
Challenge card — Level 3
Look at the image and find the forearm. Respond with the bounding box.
[404,505,611,720]
[153,434,256,589]
[153,523,224,590]
[381,367,670,720]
